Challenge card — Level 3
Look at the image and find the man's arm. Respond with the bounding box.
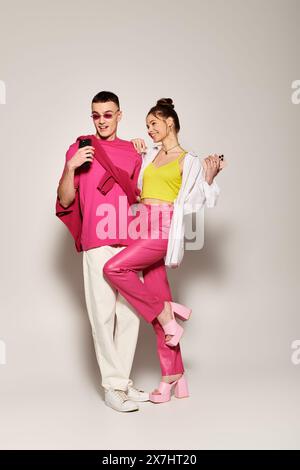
[131,154,143,202]
[132,155,142,186]
[57,142,95,208]
[57,164,77,208]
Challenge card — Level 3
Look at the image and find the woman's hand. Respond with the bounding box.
[131,138,147,155]
[202,154,223,184]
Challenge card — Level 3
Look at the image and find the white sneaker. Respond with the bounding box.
[127,385,149,402]
[104,389,139,412]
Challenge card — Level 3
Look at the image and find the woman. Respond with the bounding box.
[103,98,223,403]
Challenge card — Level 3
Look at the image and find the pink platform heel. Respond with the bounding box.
[149,375,190,403]
[169,301,192,321]
[163,318,184,347]
[161,302,192,347]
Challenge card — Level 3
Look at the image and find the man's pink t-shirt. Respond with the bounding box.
[60,136,142,251]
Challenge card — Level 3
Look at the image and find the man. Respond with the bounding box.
[56,91,149,412]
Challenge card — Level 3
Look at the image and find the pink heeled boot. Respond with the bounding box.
[149,375,190,403]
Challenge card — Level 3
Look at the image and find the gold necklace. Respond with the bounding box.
[162,143,180,155]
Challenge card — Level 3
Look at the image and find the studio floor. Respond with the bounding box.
[1,367,299,450]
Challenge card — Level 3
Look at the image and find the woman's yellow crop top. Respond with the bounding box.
[140,151,187,203]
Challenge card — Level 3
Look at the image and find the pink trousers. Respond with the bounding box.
[103,203,184,376]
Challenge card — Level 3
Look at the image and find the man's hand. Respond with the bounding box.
[131,138,147,155]
[67,146,95,171]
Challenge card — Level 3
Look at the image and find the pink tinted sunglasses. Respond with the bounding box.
[91,109,119,120]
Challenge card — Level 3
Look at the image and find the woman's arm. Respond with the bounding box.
[202,154,223,184]
[184,155,222,213]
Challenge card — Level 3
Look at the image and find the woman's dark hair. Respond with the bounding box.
[147,98,180,133]
[92,91,120,108]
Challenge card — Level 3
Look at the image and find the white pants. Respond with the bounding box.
[82,245,140,391]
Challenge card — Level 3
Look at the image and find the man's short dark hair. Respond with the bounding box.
[92,91,120,108]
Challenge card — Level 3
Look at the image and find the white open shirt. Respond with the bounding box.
[132,143,221,268]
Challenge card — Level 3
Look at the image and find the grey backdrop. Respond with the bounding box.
[0,0,299,450]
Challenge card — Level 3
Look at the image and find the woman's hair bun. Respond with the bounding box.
[156,98,175,109]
